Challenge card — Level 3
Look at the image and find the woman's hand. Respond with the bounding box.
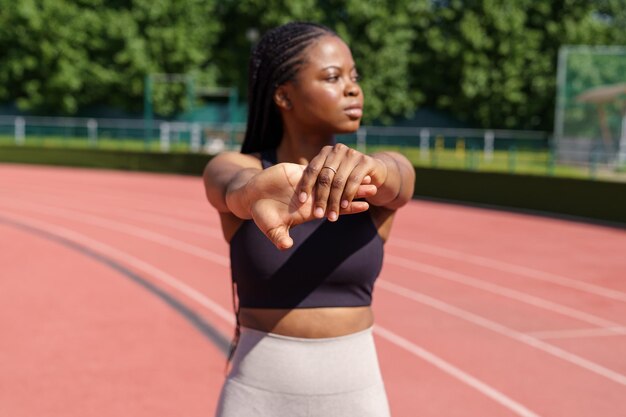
[297,144,388,222]
[245,162,377,250]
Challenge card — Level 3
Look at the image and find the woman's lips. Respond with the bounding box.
[344,107,363,119]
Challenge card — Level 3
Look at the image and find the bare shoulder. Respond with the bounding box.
[205,151,262,171]
[203,151,263,190]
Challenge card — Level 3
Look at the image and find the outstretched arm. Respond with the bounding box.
[367,151,415,210]
[203,152,262,219]
[203,152,376,250]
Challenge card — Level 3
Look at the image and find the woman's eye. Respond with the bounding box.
[326,76,339,82]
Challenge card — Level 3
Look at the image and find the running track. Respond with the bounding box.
[1,164,625,417]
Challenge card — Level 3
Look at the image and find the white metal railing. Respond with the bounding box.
[0,115,549,151]
[4,114,625,175]
[0,115,246,154]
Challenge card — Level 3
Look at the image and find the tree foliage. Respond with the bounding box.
[409,0,615,129]
[0,0,625,129]
[214,0,426,124]
[0,0,221,115]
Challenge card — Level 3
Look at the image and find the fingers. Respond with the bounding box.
[252,200,294,250]
[297,144,379,222]
[265,224,293,250]
[317,146,351,221]
[339,162,372,210]
[297,146,333,204]
[356,184,377,198]
[266,199,369,250]
[299,144,356,221]
[339,200,369,215]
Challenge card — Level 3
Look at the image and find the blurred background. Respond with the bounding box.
[0,0,625,204]
[1,3,625,416]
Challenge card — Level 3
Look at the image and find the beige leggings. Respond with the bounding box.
[215,326,391,417]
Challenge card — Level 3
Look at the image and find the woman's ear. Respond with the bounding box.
[273,86,292,110]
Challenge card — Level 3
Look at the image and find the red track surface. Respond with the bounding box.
[1,164,625,417]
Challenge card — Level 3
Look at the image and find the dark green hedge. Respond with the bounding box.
[0,146,210,175]
[413,167,626,226]
[1,146,624,226]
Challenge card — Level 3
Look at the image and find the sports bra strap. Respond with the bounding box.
[259,149,278,169]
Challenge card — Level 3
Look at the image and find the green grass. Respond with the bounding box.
[365,144,608,180]
[0,135,194,153]
[2,134,625,182]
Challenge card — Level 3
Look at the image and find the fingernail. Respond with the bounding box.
[341,200,348,208]
[328,211,337,221]
[314,207,324,218]
[299,192,307,203]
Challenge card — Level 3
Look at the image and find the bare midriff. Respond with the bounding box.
[238,306,374,338]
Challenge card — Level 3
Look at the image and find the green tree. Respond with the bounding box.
[409,0,610,130]
[213,0,427,123]
[595,0,626,43]
[0,0,221,115]
[1,0,624,129]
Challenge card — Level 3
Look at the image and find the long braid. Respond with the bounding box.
[241,22,336,154]
[226,23,336,369]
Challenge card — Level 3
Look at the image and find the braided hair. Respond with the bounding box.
[241,22,337,154]
[225,22,337,369]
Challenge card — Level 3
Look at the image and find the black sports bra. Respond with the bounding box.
[229,149,384,308]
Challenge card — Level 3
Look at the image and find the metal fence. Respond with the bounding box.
[0,115,548,151]
[3,114,623,180]
[554,46,626,168]
[0,115,246,154]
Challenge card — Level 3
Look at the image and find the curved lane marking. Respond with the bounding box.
[1,197,620,332]
[2,198,625,387]
[0,211,235,325]
[0,214,230,355]
[374,326,541,417]
[5,184,626,303]
[389,237,626,303]
[0,210,541,417]
[378,280,626,387]
[384,254,625,331]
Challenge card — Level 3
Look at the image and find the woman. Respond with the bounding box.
[203,22,415,417]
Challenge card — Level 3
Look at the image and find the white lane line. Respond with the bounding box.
[385,254,626,331]
[3,197,626,386]
[528,327,626,340]
[374,326,542,417]
[4,195,622,333]
[105,208,223,238]
[0,198,230,267]
[5,187,223,237]
[1,210,543,417]
[378,280,626,387]
[0,211,235,325]
[0,182,209,218]
[389,237,626,303]
[0,176,204,203]
[11,184,624,308]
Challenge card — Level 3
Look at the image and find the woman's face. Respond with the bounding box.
[281,35,363,135]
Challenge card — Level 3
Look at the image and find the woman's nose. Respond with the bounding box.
[345,80,360,97]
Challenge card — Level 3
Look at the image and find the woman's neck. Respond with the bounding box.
[276,132,335,164]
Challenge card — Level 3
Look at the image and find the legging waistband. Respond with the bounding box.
[228,326,383,395]
[239,325,374,342]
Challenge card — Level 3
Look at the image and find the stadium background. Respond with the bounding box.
[1,2,625,416]
[1,0,625,223]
